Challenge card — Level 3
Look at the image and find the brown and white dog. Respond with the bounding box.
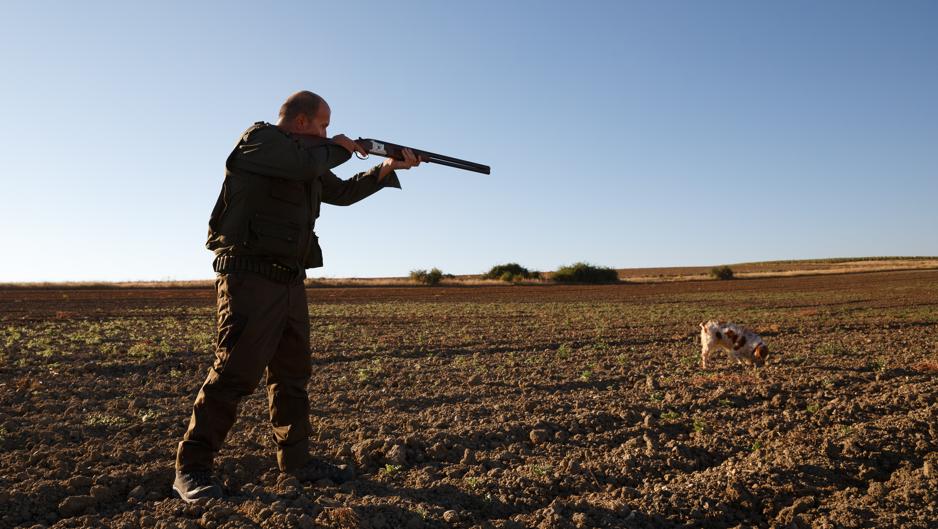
[699,320,769,369]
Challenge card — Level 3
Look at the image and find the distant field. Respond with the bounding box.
[2,257,937,289]
[0,269,935,528]
[614,256,938,282]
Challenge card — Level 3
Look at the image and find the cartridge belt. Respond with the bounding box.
[213,255,303,284]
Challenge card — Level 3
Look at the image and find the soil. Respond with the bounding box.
[1,270,936,528]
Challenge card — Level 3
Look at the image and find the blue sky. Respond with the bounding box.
[2,1,936,281]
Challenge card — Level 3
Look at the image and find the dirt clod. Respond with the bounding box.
[530,429,550,445]
[385,443,407,466]
[58,495,95,517]
[128,485,146,499]
[646,375,659,390]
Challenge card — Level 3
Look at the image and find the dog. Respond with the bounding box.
[699,320,769,369]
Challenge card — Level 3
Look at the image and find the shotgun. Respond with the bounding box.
[353,138,490,175]
[294,133,490,175]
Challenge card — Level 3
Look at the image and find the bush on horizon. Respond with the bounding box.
[710,265,735,280]
[410,268,444,286]
[482,263,541,282]
[552,262,619,284]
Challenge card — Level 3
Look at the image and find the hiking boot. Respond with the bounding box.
[173,471,222,503]
[287,457,355,484]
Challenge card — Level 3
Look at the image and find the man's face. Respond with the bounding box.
[299,103,330,137]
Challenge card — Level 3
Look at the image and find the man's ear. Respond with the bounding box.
[293,113,307,130]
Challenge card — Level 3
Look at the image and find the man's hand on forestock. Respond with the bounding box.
[378,148,421,181]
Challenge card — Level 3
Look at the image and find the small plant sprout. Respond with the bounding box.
[357,367,370,383]
[557,343,572,360]
[869,356,888,372]
[579,363,595,381]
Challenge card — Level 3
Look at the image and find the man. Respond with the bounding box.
[174,91,421,502]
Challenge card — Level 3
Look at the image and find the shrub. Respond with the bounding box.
[710,265,735,280]
[483,263,540,282]
[552,262,619,284]
[410,267,444,286]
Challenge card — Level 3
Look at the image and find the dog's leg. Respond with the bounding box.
[727,347,740,366]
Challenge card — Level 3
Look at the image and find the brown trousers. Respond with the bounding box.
[176,272,312,473]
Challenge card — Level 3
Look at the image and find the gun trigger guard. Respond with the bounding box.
[355,152,369,160]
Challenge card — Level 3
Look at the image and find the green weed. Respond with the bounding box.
[815,341,851,357]
[579,364,594,381]
[556,343,572,360]
[381,464,402,477]
[84,412,129,428]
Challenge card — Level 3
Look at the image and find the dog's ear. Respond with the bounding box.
[753,344,768,365]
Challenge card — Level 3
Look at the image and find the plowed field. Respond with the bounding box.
[1,270,936,528]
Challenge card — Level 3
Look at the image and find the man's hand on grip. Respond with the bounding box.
[331,134,367,157]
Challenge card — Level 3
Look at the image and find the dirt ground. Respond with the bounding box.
[1,270,936,528]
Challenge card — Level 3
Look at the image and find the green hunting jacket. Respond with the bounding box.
[206,122,400,270]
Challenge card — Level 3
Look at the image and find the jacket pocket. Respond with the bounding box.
[303,231,323,269]
[248,213,300,258]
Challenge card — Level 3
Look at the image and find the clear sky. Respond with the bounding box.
[2,1,936,281]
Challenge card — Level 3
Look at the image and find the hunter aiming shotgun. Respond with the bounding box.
[178,91,442,503]
[296,134,490,174]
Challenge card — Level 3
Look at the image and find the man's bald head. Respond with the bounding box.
[278,91,326,124]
